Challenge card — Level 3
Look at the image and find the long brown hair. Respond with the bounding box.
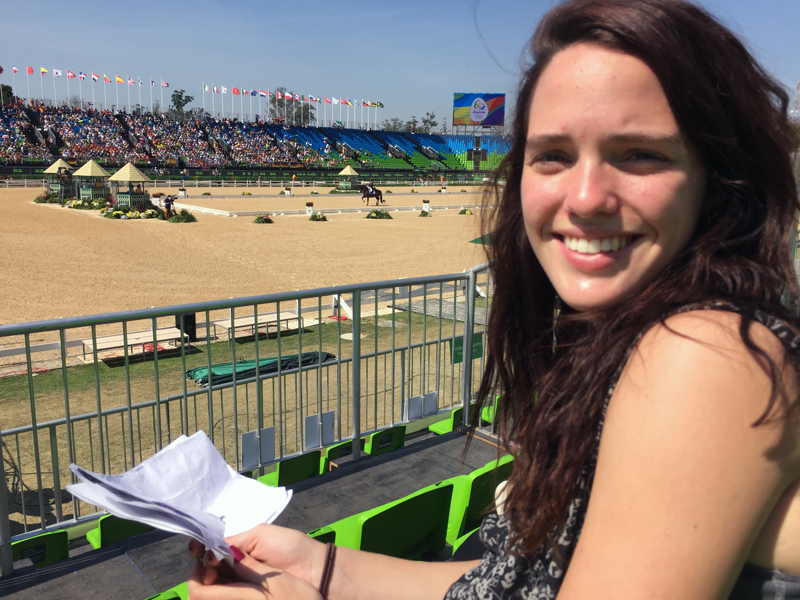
[479,0,800,556]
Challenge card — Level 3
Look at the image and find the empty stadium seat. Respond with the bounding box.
[257,450,322,487]
[481,394,506,424]
[428,403,477,435]
[327,479,454,560]
[86,514,152,549]
[320,438,366,472]
[364,425,406,456]
[11,529,69,568]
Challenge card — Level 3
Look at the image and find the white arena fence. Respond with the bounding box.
[2,178,487,189]
[0,264,492,577]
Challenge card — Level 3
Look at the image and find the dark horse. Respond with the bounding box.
[358,184,384,206]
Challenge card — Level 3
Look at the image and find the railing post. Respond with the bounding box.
[352,291,362,462]
[0,435,14,578]
[49,425,62,523]
[460,270,477,427]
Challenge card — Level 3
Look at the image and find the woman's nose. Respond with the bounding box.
[563,159,618,218]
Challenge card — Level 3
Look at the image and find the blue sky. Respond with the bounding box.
[1,0,798,129]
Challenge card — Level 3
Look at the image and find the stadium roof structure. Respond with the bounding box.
[72,159,110,178]
[338,165,359,176]
[108,162,151,183]
[43,159,73,173]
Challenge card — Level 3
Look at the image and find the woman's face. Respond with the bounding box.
[521,43,706,312]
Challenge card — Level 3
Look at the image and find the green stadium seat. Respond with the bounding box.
[320,438,366,472]
[428,403,477,435]
[11,529,68,568]
[143,581,188,600]
[445,454,514,545]
[481,395,506,424]
[307,525,336,544]
[86,514,152,549]
[257,450,322,487]
[364,426,406,456]
[328,479,454,560]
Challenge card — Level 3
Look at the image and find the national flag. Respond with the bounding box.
[268,90,274,97]
[325,96,331,104]
[151,80,156,87]
[276,91,282,99]
[161,80,169,88]
[12,66,18,74]
[41,67,48,75]
[332,97,339,105]
[139,77,142,86]
[213,86,219,93]
[87,102,93,106]
[302,95,307,102]
[79,71,87,80]
[54,70,63,77]
[233,87,240,95]
[115,75,123,84]
[294,93,301,101]
[259,89,267,97]
[27,66,34,75]
[221,86,227,94]
[340,97,347,105]
[128,78,135,85]
[104,74,111,82]
[376,102,384,108]
[204,85,210,92]
[250,89,257,97]
[91,72,98,81]
[0,65,3,75]
[67,70,76,79]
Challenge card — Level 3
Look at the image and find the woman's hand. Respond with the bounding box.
[187,543,323,600]
[188,524,327,589]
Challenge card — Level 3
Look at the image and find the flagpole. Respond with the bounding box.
[138,77,142,112]
[160,83,163,114]
[26,69,31,107]
[66,73,70,107]
[103,78,107,112]
[39,67,44,104]
[11,68,17,106]
[127,79,131,113]
[212,85,215,115]
[202,83,205,113]
[90,75,95,111]
[78,75,83,109]
[53,71,58,107]
[150,76,153,112]
[115,78,119,112]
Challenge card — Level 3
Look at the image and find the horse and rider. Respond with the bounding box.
[359,180,384,206]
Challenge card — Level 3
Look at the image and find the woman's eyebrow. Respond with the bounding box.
[603,133,685,146]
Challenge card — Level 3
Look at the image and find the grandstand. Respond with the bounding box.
[1,103,509,180]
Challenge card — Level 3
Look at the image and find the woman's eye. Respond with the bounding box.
[625,150,665,162]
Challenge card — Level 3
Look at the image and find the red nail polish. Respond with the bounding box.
[230,545,245,563]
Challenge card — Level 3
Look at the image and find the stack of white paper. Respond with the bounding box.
[67,431,291,560]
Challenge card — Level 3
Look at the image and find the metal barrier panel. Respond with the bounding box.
[0,264,490,576]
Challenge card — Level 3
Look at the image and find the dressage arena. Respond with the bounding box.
[0,186,487,326]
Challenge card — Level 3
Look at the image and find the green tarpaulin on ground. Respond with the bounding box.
[186,351,337,387]
[469,233,492,245]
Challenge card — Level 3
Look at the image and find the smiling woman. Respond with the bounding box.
[185,1,800,599]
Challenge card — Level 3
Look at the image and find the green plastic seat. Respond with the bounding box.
[86,514,152,549]
[445,454,515,545]
[429,403,478,435]
[320,438,366,472]
[364,425,406,456]
[481,395,506,424]
[11,529,68,568]
[143,581,188,600]
[328,479,454,560]
[257,450,321,487]
[307,525,336,544]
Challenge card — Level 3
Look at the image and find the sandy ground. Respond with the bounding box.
[0,188,488,325]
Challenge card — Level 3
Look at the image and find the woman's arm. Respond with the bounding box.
[557,310,800,600]
[195,523,480,600]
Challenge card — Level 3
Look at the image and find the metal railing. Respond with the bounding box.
[0,263,491,576]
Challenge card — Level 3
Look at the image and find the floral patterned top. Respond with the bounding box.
[444,304,800,600]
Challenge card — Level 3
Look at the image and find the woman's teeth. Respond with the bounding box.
[563,235,630,254]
